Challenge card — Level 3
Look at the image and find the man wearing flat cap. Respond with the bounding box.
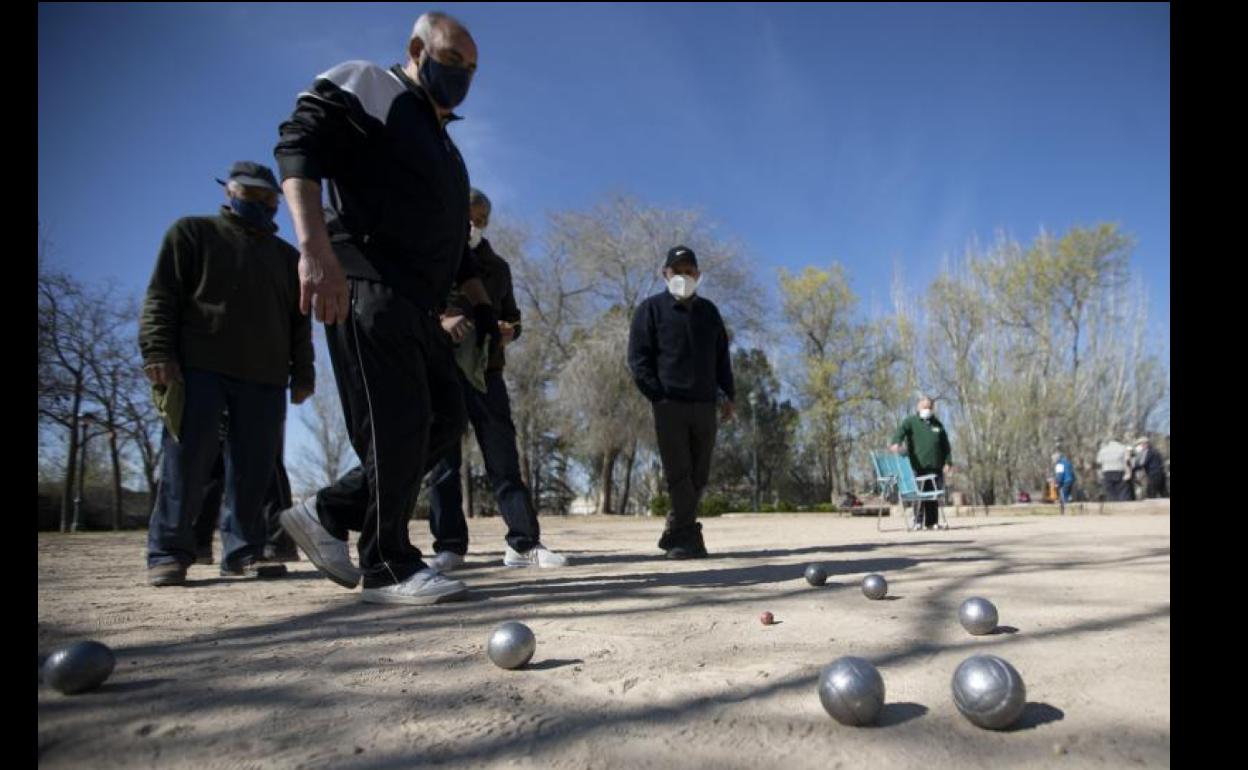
[139,161,314,587]
[628,246,735,558]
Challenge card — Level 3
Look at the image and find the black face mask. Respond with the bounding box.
[229,197,276,229]
[419,51,473,109]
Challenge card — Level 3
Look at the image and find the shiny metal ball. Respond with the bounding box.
[861,573,888,600]
[817,656,885,726]
[958,597,999,635]
[42,641,115,694]
[805,564,828,586]
[487,622,536,670]
[951,654,1026,730]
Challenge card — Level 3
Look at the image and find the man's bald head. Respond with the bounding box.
[404,11,478,115]
[408,11,477,68]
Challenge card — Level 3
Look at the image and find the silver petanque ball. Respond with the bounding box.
[861,573,888,600]
[951,654,1026,730]
[42,641,115,694]
[487,622,536,670]
[958,597,999,635]
[805,564,828,586]
[817,656,885,726]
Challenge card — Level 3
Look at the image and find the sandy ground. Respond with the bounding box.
[38,510,1170,769]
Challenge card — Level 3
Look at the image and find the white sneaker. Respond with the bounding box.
[360,568,469,605]
[427,551,464,573]
[279,498,361,589]
[503,544,569,568]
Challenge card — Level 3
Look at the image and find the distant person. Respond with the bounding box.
[1133,436,1168,498]
[889,397,953,529]
[1096,436,1132,502]
[1016,489,1031,504]
[139,161,314,587]
[628,246,735,558]
[1052,450,1076,507]
[425,188,568,570]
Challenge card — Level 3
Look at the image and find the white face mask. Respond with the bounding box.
[468,224,484,249]
[918,409,933,420]
[667,274,699,300]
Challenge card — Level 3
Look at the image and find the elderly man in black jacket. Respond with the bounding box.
[628,246,735,559]
[274,11,499,606]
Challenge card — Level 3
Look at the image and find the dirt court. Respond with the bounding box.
[37,510,1170,769]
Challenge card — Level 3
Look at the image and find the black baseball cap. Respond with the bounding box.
[665,245,697,269]
[216,161,281,193]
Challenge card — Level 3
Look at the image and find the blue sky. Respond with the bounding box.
[39,3,1170,470]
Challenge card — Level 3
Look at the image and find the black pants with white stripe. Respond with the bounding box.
[314,279,466,589]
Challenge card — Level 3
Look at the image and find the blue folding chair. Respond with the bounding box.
[870,451,902,532]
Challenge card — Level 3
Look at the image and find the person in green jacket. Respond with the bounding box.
[139,161,314,587]
[889,396,954,529]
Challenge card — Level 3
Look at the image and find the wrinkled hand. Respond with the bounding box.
[890,443,903,455]
[472,303,501,353]
[298,242,350,325]
[720,400,736,423]
[291,386,313,405]
[440,313,473,344]
[499,321,516,348]
[144,361,182,387]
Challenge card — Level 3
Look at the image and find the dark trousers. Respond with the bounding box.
[1101,471,1128,502]
[915,471,945,527]
[428,369,541,554]
[653,400,718,537]
[1144,473,1167,499]
[147,368,284,568]
[313,279,466,589]
[194,441,296,556]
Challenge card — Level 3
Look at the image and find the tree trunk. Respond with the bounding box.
[620,441,637,516]
[108,430,123,531]
[598,449,619,514]
[60,389,82,533]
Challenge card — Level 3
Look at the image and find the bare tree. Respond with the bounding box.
[38,247,127,531]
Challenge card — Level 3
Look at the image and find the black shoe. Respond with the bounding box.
[658,530,678,551]
[263,545,301,563]
[148,562,188,587]
[194,548,214,566]
[666,546,697,560]
[220,558,289,578]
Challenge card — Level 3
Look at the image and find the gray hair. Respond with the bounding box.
[469,188,492,214]
[411,11,465,47]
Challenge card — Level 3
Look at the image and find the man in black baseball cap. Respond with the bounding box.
[628,244,736,558]
[139,161,314,586]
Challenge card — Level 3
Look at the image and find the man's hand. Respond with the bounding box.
[720,400,736,423]
[944,464,954,476]
[499,321,516,348]
[144,361,182,387]
[472,303,501,353]
[889,443,903,454]
[291,386,314,405]
[441,313,473,344]
[298,242,350,325]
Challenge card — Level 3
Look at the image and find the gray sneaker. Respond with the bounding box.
[279,498,360,589]
[360,568,469,605]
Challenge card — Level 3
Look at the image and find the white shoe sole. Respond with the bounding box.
[503,558,568,569]
[279,505,361,589]
[359,585,469,605]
